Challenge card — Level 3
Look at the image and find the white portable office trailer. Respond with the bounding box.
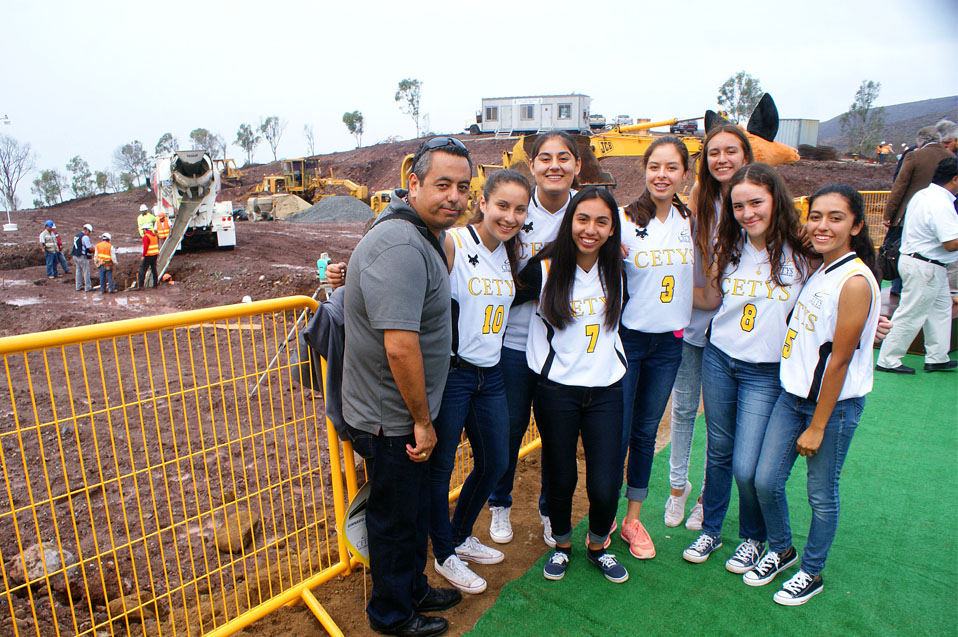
[471,94,591,135]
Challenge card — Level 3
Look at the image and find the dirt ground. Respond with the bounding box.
[0,137,896,635]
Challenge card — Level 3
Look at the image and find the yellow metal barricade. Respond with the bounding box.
[0,296,358,636]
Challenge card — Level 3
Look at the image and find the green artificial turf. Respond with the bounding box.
[469,352,957,636]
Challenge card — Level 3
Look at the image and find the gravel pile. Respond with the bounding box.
[288,196,374,223]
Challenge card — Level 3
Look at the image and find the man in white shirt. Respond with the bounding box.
[877,157,958,374]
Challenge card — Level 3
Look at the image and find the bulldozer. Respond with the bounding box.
[254,159,369,203]
[214,158,242,183]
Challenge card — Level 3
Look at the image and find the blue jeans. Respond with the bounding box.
[98,265,115,293]
[347,426,430,631]
[56,251,70,274]
[700,343,781,541]
[669,341,706,491]
[755,392,864,576]
[620,328,683,501]
[534,379,623,545]
[487,346,547,515]
[429,365,509,562]
[45,252,58,277]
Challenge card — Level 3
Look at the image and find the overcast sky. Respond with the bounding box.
[3,0,957,207]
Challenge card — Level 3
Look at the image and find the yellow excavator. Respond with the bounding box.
[254,159,369,203]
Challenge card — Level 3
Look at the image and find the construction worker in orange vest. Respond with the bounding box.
[138,223,160,289]
[95,233,117,293]
[155,211,171,240]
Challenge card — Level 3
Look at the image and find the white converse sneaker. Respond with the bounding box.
[488,506,513,544]
[455,536,504,565]
[685,501,704,531]
[434,555,486,594]
[540,513,556,548]
[664,480,693,527]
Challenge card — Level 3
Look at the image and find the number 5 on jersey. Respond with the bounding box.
[782,327,798,359]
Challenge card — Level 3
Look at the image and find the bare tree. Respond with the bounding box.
[112,140,149,186]
[717,71,763,124]
[259,116,287,161]
[395,79,423,137]
[189,128,226,157]
[304,124,315,156]
[0,135,36,212]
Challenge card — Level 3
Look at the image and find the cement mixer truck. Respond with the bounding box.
[145,150,237,286]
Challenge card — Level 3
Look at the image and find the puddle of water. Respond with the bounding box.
[0,280,30,287]
[113,296,128,306]
[6,297,42,307]
[116,247,140,254]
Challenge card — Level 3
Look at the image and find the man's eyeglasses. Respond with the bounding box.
[411,136,468,168]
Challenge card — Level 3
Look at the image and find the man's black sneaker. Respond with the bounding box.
[414,587,462,612]
[371,613,449,636]
[742,546,798,586]
[586,550,629,583]
[924,360,958,372]
[773,570,823,606]
[875,364,915,375]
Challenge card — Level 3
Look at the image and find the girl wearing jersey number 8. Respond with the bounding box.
[516,187,630,583]
[487,132,582,549]
[666,125,754,530]
[682,163,812,574]
[750,186,881,606]
[618,136,696,560]
[428,170,532,595]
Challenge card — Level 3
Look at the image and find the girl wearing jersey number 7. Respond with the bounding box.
[666,124,754,530]
[682,163,812,573]
[487,132,581,548]
[515,187,630,583]
[618,136,696,560]
[748,186,881,606]
[428,170,533,595]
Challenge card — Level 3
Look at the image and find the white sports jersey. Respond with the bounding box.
[685,199,720,347]
[710,239,804,364]
[526,259,627,387]
[620,205,695,332]
[502,188,574,351]
[780,253,880,401]
[448,225,516,367]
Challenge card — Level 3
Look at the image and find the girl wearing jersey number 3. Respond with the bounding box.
[750,186,881,606]
[428,170,532,595]
[619,136,696,560]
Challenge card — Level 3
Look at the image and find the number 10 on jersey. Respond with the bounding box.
[482,305,505,334]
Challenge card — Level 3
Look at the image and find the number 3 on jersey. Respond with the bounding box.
[482,305,505,334]
[782,327,798,359]
[660,275,674,303]
[740,303,757,332]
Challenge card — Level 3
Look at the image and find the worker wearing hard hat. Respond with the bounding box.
[72,223,95,292]
[94,233,118,293]
[39,220,60,279]
[137,204,156,237]
[155,211,171,241]
[137,223,160,289]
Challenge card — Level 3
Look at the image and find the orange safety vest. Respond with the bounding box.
[155,214,171,239]
[144,232,159,256]
[95,241,113,266]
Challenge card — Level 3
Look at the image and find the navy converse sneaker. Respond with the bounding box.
[587,551,628,583]
[773,569,823,606]
[682,533,722,563]
[743,546,798,586]
[725,539,765,574]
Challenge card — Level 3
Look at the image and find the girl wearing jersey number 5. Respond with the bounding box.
[750,186,881,606]
[666,125,754,530]
[428,170,532,595]
[518,187,630,584]
[487,132,581,548]
[682,163,812,574]
[618,136,696,560]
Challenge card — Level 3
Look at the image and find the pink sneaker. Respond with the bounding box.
[620,519,655,559]
[584,519,617,550]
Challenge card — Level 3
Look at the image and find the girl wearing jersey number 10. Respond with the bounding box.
[666,124,754,531]
[750,186,881,606]
[487,132,582,549]
[518,187,630,584]
[429,170,532,595]
[618,136,696,560]
[682,163,813,574]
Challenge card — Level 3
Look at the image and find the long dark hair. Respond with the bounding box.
[807,184,879,279]
[473,169,532,283]
[537,187,622,330]
[694,124,754,267]
[623,135,691,228]
[714,163,811,290]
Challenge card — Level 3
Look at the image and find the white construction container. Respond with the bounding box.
[469,94,591,135]
[774,119,820,148]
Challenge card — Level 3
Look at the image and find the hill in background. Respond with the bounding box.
[818,95,957,151]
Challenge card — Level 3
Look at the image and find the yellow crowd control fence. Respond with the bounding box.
[793,190,890,248]
[0,295,540,636]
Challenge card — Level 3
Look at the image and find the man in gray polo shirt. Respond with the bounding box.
[343,137,472,637]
